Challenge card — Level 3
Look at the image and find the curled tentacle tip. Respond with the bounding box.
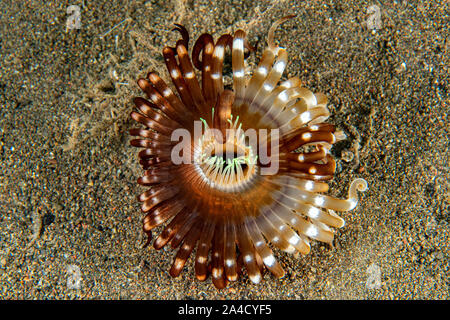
[142,231,152,248]
[282,14,297,20]
[353,178,368,192]
[334,130,347,141]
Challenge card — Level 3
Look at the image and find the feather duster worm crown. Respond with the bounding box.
[130,16,368,289]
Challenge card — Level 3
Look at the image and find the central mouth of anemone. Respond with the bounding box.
[193,117,258,192]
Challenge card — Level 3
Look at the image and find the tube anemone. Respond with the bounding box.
[130,17,367,289]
